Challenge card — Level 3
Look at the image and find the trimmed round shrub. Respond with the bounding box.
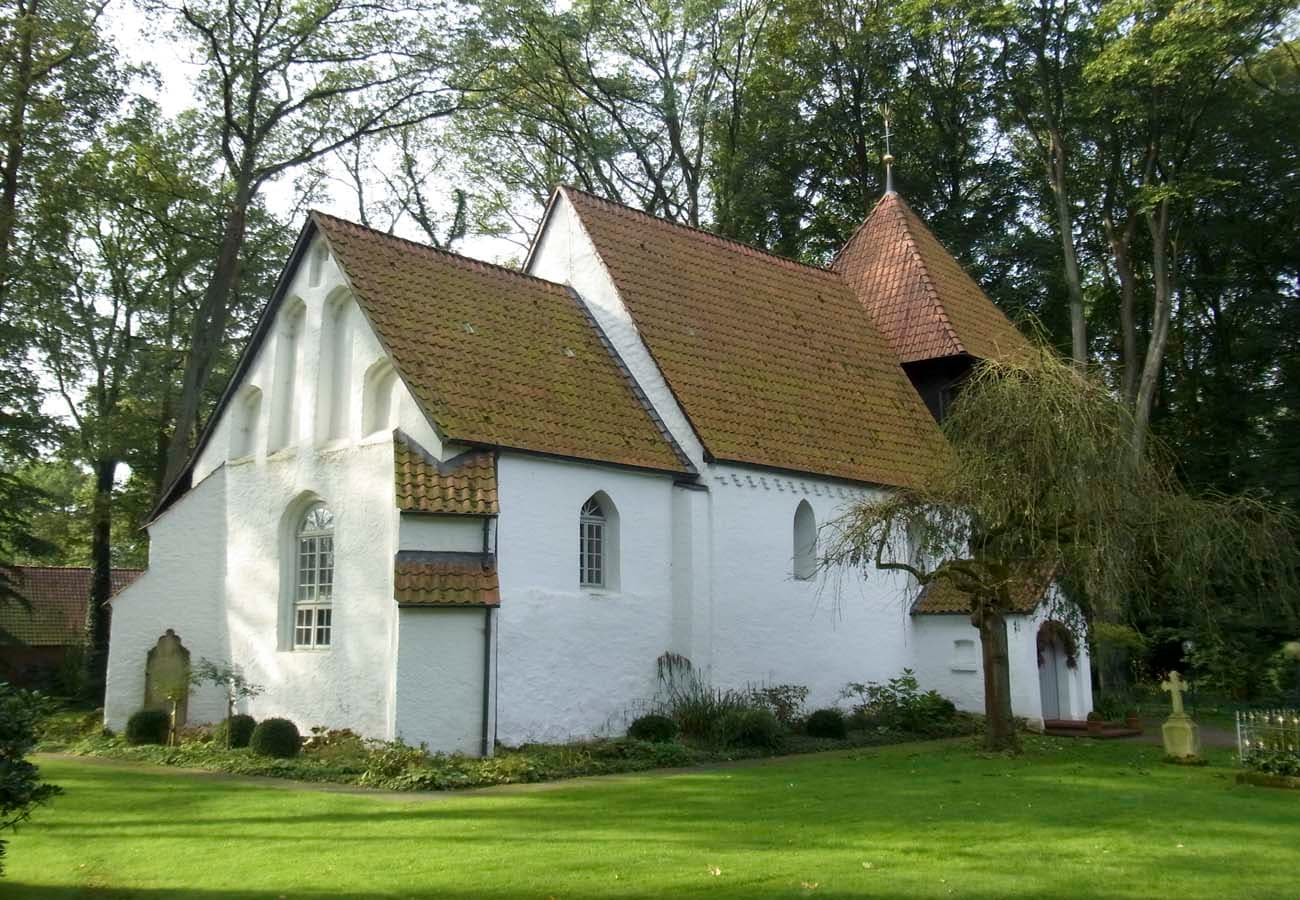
[214,714,257,748]
[249,717,301,758]
[627,714,680,743]
[805,707,848,739]
[716,708,782,749]
[125,709,169,746]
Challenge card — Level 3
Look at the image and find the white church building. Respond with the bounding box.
[104,187,1092,754]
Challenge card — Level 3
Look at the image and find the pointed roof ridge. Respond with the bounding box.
[559,186,837,277]
[309,209,563,292]
[833,192,1028,364]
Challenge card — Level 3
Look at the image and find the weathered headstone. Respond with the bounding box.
[144,629,191,728]
[1160,670,1201,760]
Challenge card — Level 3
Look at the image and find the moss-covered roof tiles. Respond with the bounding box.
[394,433,498,515]
[313,212,690,475]
[561,188,949,488]
[394,552,500,607]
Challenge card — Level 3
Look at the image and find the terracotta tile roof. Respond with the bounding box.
[0,566,143,646]
[911,563,1054,615]
[560,188,949,488]
[394,552,499,607]
[312,212,690,475]
[834,193,1030,364]
[394,432,498,515]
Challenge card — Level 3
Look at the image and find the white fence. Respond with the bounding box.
[1236,709,1300,762]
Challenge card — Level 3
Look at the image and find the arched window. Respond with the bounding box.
[293,503,334,648]
[230,386,262,459]
[793,500,816,580]
[362,361,398,436]
[579,493,619,589]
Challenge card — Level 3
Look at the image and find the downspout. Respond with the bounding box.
[480,605,493,757]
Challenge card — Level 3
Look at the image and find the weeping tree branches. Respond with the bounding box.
[824,346,1299,751]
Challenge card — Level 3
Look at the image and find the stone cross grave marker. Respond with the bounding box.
[1161,671,1188,716]
[1159,669,1200,760]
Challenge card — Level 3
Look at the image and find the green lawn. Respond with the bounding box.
[5,737,1297,899]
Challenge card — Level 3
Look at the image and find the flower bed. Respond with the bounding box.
[44,718,979,792]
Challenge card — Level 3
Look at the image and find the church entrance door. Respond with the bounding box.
[1038,631,1066,721]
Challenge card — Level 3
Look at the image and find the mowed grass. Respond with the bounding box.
[6,737,1298,899]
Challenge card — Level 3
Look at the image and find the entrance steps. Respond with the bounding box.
[1043,718,1142,739]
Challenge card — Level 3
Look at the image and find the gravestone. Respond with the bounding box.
[144,629,191,727]
[1160,671,1200,760]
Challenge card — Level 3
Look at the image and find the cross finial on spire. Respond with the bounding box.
[880,104,895,195]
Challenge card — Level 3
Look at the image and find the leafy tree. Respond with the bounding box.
[0,682,60,876]
[825,347,1299,750]
[190,658,263,749]
[151,0,469,489]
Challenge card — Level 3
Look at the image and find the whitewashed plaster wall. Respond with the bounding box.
[704,465,917,711]
[105,468,230,729]
[395,607,492,755]
[494,452,677,744]
[398,516,485,554]
[525,192,705,471]
[108,231,446,739]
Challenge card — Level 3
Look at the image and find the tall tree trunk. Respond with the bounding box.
[1132,199,1173,460]
[83,455,117,702]
[1103,215,1140,406]
[0,0,38,313]
[160,177,253,492]
[1047,128,1086,367]
[974,604,1019,752]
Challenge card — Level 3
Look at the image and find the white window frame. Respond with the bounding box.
[294,504,334,649]
[579,497,606,588]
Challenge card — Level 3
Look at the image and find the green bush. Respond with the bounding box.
[125,709,169,746]
[0,684,62,875]
[214,714,257,748]
[805,707,847,739]
[1247,749,1300,777]
[748,684,810,726]
[715,708,782,749]
[249,717,301,758]
[664,680,752,740]
[628,714,679,743]
[840,670,958,735]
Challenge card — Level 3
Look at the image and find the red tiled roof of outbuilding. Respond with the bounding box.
[0,566,143,646]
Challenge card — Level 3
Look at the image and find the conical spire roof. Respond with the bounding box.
[833,193,1028,364]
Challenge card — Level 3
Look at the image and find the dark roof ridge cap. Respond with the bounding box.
[558,186,839,278]
[309,210,568,293]
[393,430,494,476]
